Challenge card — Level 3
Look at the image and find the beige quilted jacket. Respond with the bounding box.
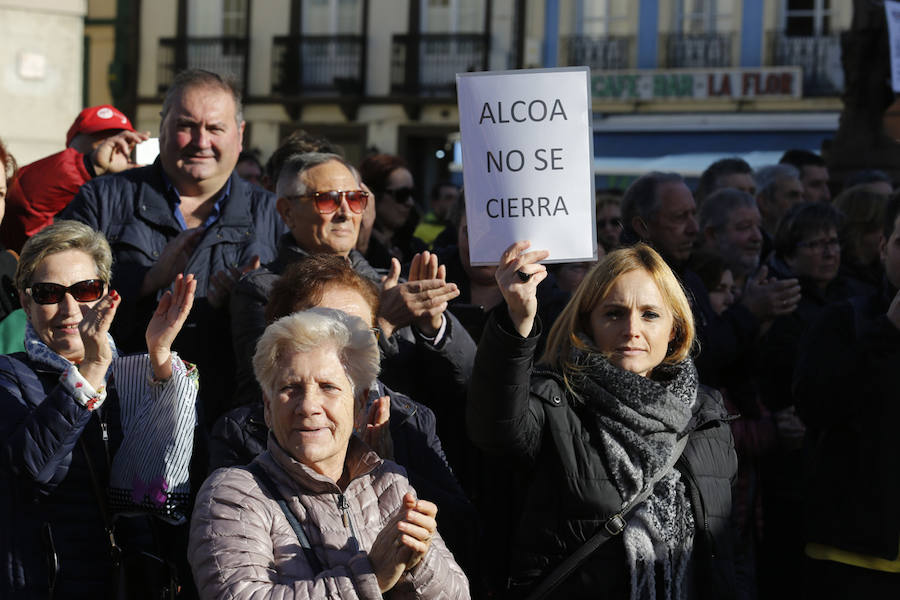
[188,435,470,599]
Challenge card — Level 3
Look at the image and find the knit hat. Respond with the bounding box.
[66,105,134,146]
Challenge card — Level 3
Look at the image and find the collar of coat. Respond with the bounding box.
[265,431,383,494]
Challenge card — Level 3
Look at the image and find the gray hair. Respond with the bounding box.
[699,188,758,233]
[275,152,355,198]
[754,164,800,200]
[621,171,684,236]
[160,69,243,126]
[252,307,380,401]
[16,220,112,291]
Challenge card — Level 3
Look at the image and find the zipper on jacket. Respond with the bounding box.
[97,408,111,467]
[677,457,716,558]
[336,493,360,553]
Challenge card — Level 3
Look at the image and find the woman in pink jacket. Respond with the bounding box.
[188,307,469,599]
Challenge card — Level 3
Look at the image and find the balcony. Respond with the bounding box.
[390,33,489,97]
[157,37,248,94]
[564,35,632,70]
[770,33,843,96]
[271,35,365,97]
[663,32,733,68]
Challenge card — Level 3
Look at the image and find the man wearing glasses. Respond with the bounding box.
[61,69,284,428]
[230,151,475,417]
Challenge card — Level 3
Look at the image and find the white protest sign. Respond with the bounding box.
[887,0,900,92]
[456,67,596,266]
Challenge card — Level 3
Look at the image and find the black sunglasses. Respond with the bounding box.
[293,190,368,214]
[385,187,415,204]
[26,279,106,305]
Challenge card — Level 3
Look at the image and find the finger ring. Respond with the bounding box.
[516,270,532,282]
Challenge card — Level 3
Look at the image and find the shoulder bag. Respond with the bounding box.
[523,435,689,600]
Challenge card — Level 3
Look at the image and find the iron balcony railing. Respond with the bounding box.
[564,35,632,70]
[157,37,248,94]
[663,32,734,68]
[271,34,366,96]
[390,33,489,96]
[770,32,843,96]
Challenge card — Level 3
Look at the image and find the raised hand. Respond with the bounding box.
[139,228,205,297]
[377,257,459,338]
[88,130,151,175]
[358,394,393,459]
[208,255,260,309]
[78,289,121,388]
[368,493,438,592]
[145,273,197,380]
[741,265,802,322]
[495,240,549,337]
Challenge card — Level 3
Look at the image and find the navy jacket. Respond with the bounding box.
[62,161,284,426]
[0,353,123,599]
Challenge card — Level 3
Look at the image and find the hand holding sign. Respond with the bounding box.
[495,241,549,338]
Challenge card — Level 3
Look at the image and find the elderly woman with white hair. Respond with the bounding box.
[188,307,469,599]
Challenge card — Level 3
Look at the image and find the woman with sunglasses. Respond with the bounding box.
[358,153,427,270]
[0,220,198,598]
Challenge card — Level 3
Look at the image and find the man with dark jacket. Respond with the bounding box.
[61,70,284,428]
[793,194,900,597]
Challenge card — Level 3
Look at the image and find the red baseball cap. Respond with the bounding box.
[66,105,135,146]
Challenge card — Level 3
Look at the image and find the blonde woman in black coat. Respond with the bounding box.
[467,241,738,600]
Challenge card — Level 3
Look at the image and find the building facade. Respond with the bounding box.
[0,0,87,164]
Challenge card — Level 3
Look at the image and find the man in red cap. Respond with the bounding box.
[0,105,149,251]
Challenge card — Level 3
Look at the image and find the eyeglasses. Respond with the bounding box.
[25,279,106,305]
[385,187,415,204]
[370,326,382,341]
[796,237,841,253]
[293,190,368,214]
[598,217,622,228]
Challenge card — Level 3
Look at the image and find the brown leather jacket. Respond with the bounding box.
[188,435,469,599]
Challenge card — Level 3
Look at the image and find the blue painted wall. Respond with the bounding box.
[740,0,764,66]
[593,131,833,157]
[637,0,659,68]
[544,0,560,67]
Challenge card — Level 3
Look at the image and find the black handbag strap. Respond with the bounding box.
[524,435,689,600]
[80,438,122,562]
[245,462,324,574]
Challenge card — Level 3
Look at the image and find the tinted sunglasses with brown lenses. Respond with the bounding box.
[292,190,369,214]
[26,279,106,305]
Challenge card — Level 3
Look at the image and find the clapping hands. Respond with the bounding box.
[145,273,196,380]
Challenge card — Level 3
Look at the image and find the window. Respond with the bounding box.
[578,0,630,36]
[303,0,363,34]
[783,0,831,36]
[673,0,734,33]
[223,0,248,36]
[422,0,484,32]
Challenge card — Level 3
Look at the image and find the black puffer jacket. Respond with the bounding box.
[467,311,738,599]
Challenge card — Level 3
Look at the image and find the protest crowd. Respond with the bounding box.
[2,67,900,600]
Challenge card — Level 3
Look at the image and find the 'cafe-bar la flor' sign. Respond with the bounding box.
[592,66,803,101]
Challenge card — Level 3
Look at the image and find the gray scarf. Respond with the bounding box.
[568,339,697,600]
